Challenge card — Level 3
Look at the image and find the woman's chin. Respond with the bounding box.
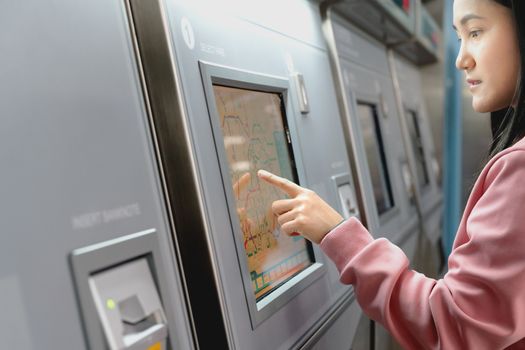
[472,96,512,114]
[472,104,491,113]
[471,98,490,113]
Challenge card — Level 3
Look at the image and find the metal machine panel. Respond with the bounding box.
[126,0,362,348]
[71,231,170,350]
[198,62,325,328]
[394,0,443,65]
[0,0,194,349]
[331,19,391,76]
[330,16,420,247]
[328,0,416,47]
[321,0,440,65]
[392,53,443,243]
[322,12,439,348]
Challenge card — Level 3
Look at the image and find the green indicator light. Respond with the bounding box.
[106,298,116,310]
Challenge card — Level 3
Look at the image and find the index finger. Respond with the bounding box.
[257,169,302,197]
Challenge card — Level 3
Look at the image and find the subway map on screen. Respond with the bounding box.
[212,84,312,300]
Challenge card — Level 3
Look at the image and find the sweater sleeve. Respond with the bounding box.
[320,150,525,349]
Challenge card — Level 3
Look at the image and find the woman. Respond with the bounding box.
[258,0,525,348]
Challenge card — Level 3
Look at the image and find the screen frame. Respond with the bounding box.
[199,61,324,329]
[351,93,399,225]
[404,106,431,193]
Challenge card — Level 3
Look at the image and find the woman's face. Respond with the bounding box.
[454,0,520,113]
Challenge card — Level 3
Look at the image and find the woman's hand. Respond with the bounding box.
[257,169,344,244]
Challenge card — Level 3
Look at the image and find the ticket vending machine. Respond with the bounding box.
[390,52,443,248]
[1,0,195,349]
[320,13,423,349]
[318,0,444,348]
[126,0,364,348]
[319,0,443,251]
[325,14,422,260]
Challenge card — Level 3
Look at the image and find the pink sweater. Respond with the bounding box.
[320,137,525,349]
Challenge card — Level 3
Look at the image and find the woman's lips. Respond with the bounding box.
[467,79,482,88]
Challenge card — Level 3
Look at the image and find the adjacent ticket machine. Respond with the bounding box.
[1,0,195,348]
[326,14,422,252]
[318,0,444,348]
[391,53,443,245]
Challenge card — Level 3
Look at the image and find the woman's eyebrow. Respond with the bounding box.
[452,13,486,30]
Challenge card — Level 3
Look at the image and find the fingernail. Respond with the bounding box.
[258,169,269,177]
[290,232,300,236]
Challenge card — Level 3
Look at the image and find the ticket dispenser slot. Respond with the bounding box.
[89,258,168,350]
[70,229,173,350]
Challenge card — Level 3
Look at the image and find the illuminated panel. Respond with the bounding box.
[212,85,313,300]
[357,103,395,216]
[405,110,430,189]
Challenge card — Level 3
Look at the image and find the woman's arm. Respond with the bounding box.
[259,150,525,349]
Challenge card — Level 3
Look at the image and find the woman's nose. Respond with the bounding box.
[455,45,475,71]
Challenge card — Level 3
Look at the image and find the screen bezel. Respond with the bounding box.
[404,108,431,191]
[199,61,324,329]
[352,94,399,224]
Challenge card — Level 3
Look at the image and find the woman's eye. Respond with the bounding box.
[469,30,481,38]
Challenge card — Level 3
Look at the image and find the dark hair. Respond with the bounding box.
[489,0,525,158]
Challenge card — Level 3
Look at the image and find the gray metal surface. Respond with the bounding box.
[198,62,326,328]
[128,0,362,348]
[323,9,444,349]
[391,53,444,243]
[0,0,447,349]
[71,230,170,350]
[329,16,420,246]
[323,0,440,66]
[0,0,194,349]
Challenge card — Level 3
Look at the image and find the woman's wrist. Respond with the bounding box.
[316,218,346,244]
